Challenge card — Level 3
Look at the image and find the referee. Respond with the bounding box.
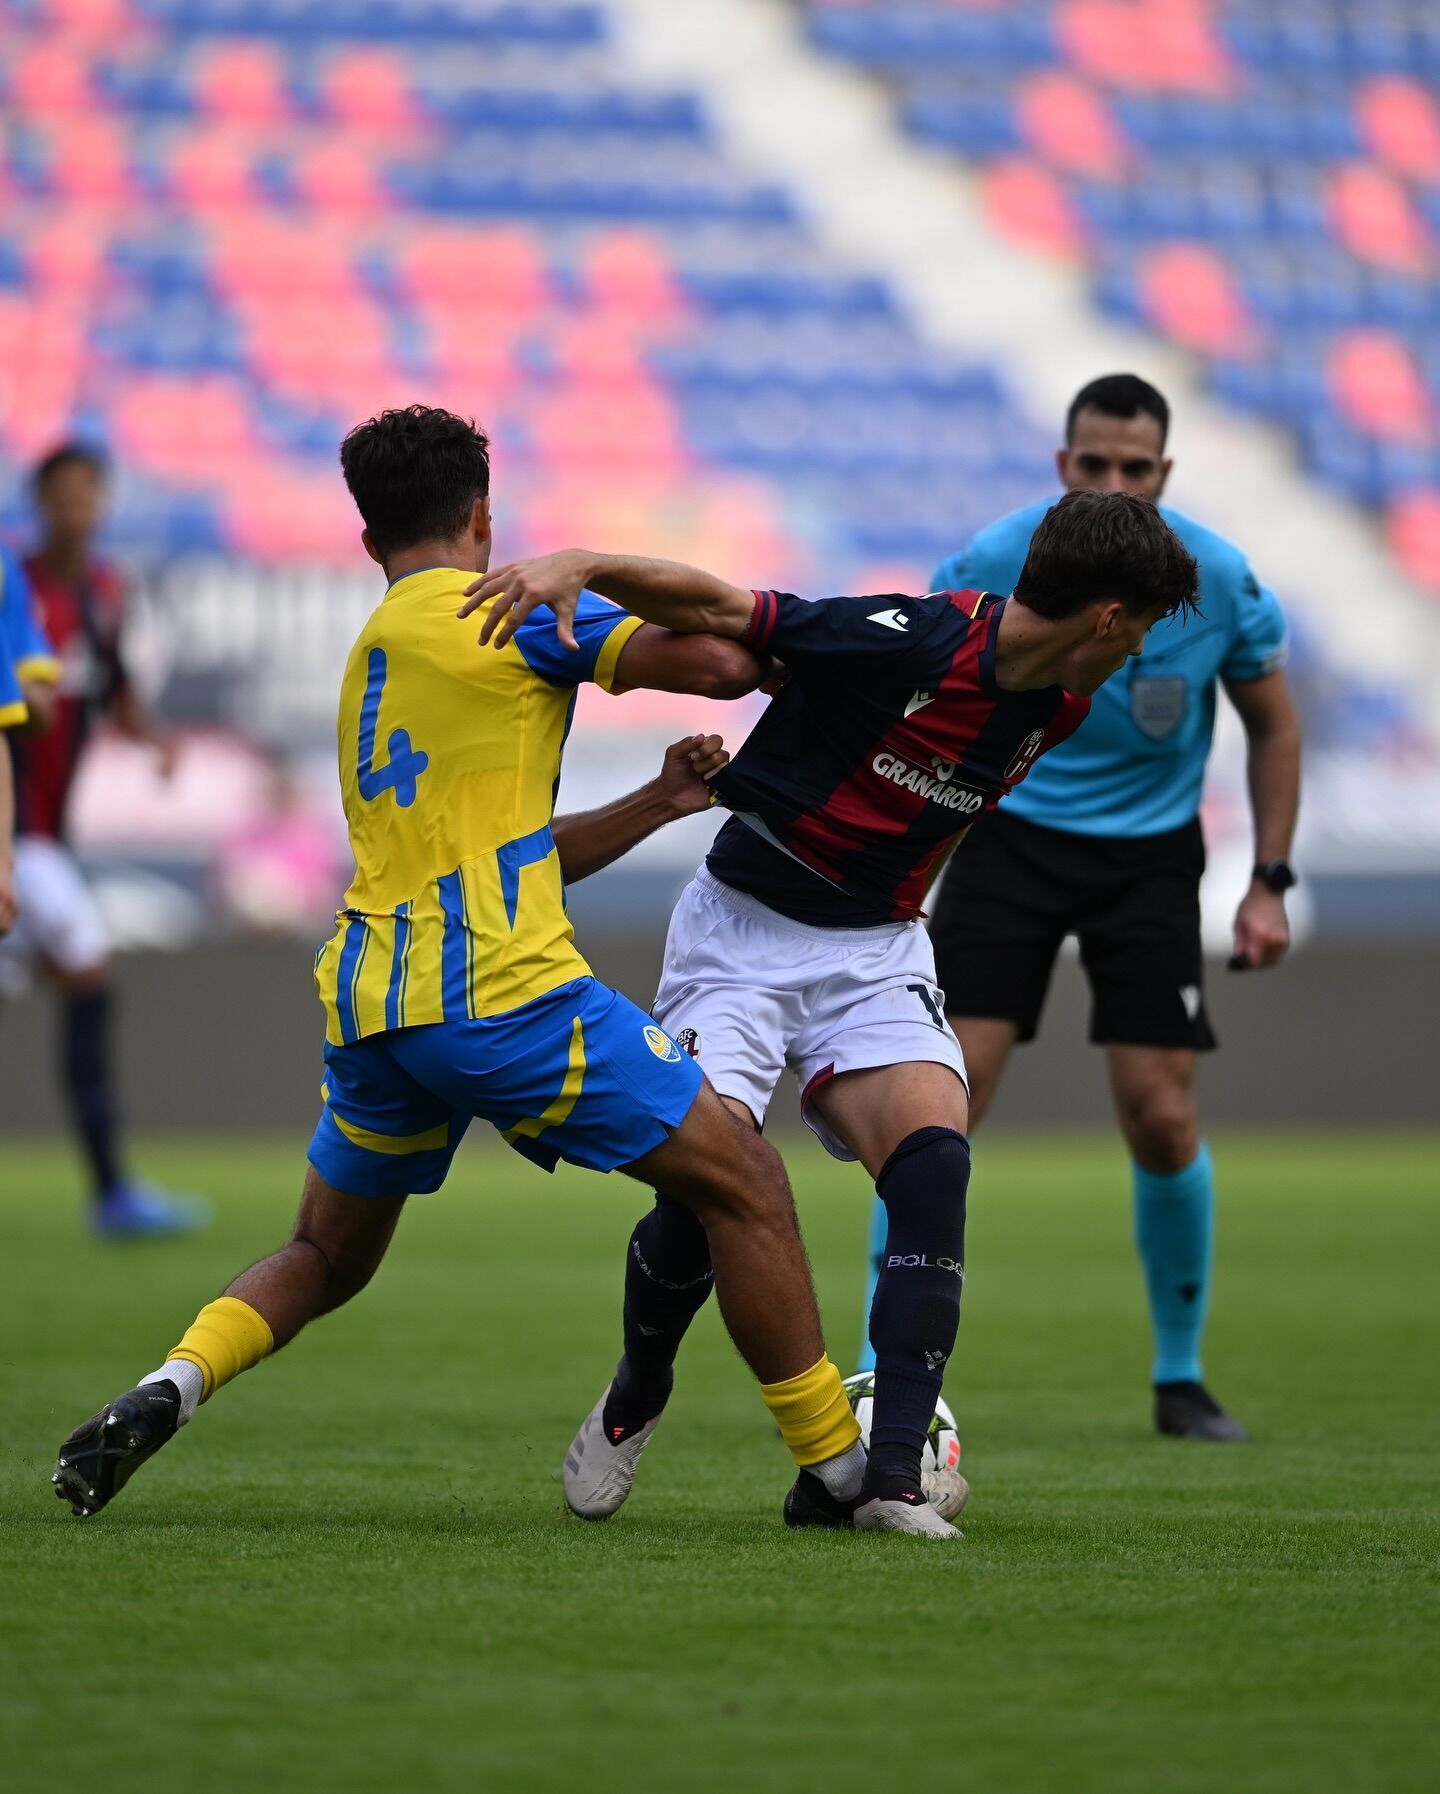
[860,374,1301,1442]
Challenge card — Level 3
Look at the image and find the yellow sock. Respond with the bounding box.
[761,1355,861,1468]
[169,1297,275,1402]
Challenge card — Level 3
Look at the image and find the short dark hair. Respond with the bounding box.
[33,440,109,491]
[1065,373,1169,450]
[339,405,491,556]
[1014,489,1199,621]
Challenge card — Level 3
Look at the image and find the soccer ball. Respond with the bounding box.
[843,1371,962,1474]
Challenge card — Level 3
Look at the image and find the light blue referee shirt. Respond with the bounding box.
[931,499,1289,838]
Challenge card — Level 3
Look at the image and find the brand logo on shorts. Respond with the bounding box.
[1005,728,1046,782]
[872,751,985,814]
[675,1027,701,1058]
[1179,985,1201,1021]
[643,1025,682,1063]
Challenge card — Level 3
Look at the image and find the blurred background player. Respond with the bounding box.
[0,540,47,935]
[857,374,1300,1443]
[2,444,203,1238]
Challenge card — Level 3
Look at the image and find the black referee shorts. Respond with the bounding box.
[928,809,1217,1052]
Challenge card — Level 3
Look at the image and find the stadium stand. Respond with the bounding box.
[0,0,1428,769]
[806,0,1440,595]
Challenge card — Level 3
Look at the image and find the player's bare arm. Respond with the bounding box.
[551,735,728,884]
[461,551,754,651]
[1225,668,1301,969]
[18,675,58,732]
[608,625,761,699]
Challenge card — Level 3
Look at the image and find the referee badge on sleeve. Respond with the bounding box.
[1130,676,1187,741]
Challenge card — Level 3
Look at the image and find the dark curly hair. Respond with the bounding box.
[1014,489,1200,622]
[340,405,491,557]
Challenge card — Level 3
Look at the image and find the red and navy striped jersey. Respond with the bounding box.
[12,554,130,840]
[706,588,1090,926]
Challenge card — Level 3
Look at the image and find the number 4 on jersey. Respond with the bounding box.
[357,647,429,808]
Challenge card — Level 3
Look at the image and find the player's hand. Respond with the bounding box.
[657,734,728,817]
[0,856,17,936]
[459,551,593,653]
[1231,883,1289,970]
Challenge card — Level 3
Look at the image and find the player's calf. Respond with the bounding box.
[863,1127,970,1509]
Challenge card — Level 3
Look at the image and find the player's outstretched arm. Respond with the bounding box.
[552,734,727,884]
[461,551,755,651]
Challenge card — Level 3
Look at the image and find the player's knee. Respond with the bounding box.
[1127,1093,1199,1174]
[696,1128,792,1228]
[877,1127,970,1247]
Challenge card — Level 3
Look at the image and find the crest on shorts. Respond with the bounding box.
[1130,676,1187,741]
[1005,727,1046,781]
[675,1027,701,1058]
[643,1025,682,1063]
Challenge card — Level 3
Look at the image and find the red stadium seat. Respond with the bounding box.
[582,232,690,324]
[222,462,364,563]
[1354,78,1440,185]
[49,116,135,203]
[1139,243,1259,356]
[1015,70,1129,180]
[292,139,390,217]
[394,226,553,329]
[193,41,294,126]
[208,212,361,299]
[1055,0,1234,95]
[168,126,263,211]
[321,48,421,134]
[1386,490,1440,592]
[9,41,95,119]
[980,158,1085,256]
[1328,164,1433,274]
[111,375,259,485]
[1329,330,1433,445]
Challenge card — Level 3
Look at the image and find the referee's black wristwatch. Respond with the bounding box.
[1252,859,1297,893]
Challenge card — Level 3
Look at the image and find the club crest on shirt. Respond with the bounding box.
[1131,676,1187,741]
[643,1025,682,1063]
[1005,727,1046,781]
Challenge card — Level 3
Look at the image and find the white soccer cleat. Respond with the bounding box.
[562,1387,661,1520]
[923,1465,970,1522]
[855,1493,963,1539]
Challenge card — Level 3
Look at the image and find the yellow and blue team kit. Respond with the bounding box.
[308,568,702,1197]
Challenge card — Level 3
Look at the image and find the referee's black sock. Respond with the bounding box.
[863,1127,970,1499]
[61,986,125,1200]
[603,1196,715,1440]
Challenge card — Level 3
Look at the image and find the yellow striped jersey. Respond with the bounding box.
[314,567,643,1045]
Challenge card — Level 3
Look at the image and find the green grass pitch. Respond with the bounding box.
[3,1131,1436,1794]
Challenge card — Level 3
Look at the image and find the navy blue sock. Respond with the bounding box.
[61,987,124,1200]
[864,1127,970,1499]
[603,1196,715,1439]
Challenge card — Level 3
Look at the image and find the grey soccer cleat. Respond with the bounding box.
[855,1489,963,1539]
[563,1387,661,1519]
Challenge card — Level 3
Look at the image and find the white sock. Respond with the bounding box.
[811,1439,867,1503]
[140,1360,204,1426]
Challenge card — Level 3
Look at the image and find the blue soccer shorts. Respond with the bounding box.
[307,977,703,1198]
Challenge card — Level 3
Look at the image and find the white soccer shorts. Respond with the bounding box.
[651,866,968,1161]
[0,836,110,990]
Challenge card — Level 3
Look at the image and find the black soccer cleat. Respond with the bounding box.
[1154,1380,1249,1443]
[52,1380,182,1517]
[782,1468,857,1531]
